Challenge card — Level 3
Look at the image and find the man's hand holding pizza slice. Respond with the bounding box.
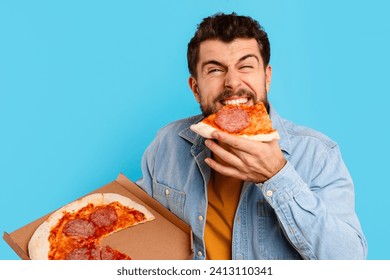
[190,102,286,183]
[204,130,286,183]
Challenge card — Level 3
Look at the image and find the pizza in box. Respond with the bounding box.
[28,193,154,260]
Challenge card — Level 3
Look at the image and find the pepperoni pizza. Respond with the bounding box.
[190,102,280,141]
[28,193,155,260]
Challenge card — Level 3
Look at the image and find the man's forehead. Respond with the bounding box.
[198,38,261,60]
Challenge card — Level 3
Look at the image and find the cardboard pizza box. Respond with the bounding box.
[3,173,193,260]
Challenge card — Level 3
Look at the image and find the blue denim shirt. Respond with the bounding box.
[136,107,368,260]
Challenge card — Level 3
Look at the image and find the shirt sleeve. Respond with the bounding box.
[260,144,368,259]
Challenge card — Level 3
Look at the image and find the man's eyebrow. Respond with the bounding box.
[238,54,260,63]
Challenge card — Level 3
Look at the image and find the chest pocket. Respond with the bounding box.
[256,200,302,260]
[152,180,186,220]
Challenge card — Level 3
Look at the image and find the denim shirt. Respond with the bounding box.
[136,107,368,260]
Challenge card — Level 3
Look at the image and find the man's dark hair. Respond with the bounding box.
[187,12,271,78]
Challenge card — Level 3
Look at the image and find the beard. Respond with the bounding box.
[198,87,270,117]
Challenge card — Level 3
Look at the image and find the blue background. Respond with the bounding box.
[1,0,389,260]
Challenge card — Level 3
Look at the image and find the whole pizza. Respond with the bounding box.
[28,193,154,260]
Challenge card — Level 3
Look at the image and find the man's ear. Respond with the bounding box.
[265,64,272,93]
[188,76,200,102]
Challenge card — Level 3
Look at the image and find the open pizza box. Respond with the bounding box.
[3,173,194,260]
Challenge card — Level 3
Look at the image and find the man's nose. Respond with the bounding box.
[224,70,242,91]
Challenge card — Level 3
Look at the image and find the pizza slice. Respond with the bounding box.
[28,193,154,260]
[190,102,280,141]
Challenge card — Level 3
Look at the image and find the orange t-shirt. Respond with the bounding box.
[205,171,243,260]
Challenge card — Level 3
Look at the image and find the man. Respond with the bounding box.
[136,13,367,260]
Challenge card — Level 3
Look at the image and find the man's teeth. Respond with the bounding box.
[223,98,248,105]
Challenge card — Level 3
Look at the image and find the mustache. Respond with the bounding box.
[213,88,257,103]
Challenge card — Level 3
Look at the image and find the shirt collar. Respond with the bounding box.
[269,105,292,155]
[178,115,205,155]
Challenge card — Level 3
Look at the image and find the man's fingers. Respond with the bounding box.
[204,157,246,180]
[205,139,242,167]
[210,131,250,151]
[211,131,269,155]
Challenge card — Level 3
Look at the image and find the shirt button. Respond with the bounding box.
[165,189,170,196]
[266,190,273,197]
[198,215,204,221]
[197,251,203,257]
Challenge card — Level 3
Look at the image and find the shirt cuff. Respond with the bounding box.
[257,160,307,207]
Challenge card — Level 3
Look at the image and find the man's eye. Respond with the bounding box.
[208,68,223,74]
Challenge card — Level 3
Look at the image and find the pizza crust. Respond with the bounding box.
[190,122,280,142]
[28,193,154,260]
